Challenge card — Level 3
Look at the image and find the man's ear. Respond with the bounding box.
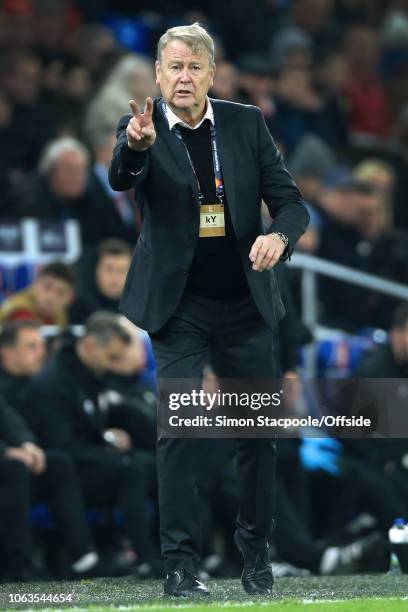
[155,60,161,86]
[80,335,93,354]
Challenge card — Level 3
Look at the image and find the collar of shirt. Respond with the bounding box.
[163,97,214,131]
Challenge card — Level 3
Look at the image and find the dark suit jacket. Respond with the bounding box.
[109,97,309,333]
[0,392,36,455]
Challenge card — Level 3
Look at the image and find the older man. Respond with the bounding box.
[110,23,309,597]
[11,137,90,219]
[6,136,125,246]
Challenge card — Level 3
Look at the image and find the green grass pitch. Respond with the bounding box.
[1,576,408,611]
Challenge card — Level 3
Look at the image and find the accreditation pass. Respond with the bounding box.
[199,203,225,237]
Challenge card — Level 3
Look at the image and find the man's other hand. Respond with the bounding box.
[5,446,34,470]
[104,428,132,452]
[22,442,46,475]
[249,234,286,271]
[126,97,156,151]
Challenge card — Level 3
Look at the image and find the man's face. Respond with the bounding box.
[32,275,74,317]
[4,328,46,376]
[352,191,383,237]
[49,150,88,199]
[96,254,131,299]
[211,62,238,100]
[155,40,215,114]
[83,336,129,374]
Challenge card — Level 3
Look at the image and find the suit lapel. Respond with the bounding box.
[153,99,200,204]
[211,100,237,228]
[153,98,237,222]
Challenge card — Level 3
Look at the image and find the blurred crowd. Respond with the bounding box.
[1,0,408,328]
[1,0,408,583]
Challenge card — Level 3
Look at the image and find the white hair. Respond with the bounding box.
[39,137,89,174]
[157,22,215,66]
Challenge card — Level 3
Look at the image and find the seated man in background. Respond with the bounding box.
[356,302,408,379]
[69,239,132,324]
[0,321,101,581]
[346,302,408,510]
[106,315,157,400]
[0,262,74,326]
[5,137,93,238]
[316,175,400,331]
[20,312,158,577]
[6,135,137,246]
[0,321,46,401]
[0,396,99,582]
[292,305,408,564]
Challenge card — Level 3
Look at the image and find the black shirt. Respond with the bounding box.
[177,120,249,299]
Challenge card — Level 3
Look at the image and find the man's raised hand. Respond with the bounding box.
[126,97,156,151]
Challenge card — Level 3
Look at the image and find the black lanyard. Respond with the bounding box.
[163,102,225,204]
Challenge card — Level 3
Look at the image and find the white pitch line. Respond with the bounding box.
[10,596,408,612]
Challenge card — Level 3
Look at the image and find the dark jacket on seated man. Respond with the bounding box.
[0,395,36,452]
[18,313,158,567]
[344,303,408,476]
[20,333,155,461]
[0,393,96,581]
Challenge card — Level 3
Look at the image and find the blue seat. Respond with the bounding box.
[29,500,156,530]
[13,262,37,292]
[300,331,382,378]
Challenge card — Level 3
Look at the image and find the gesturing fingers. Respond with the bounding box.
[144,96,153,119]
[141,126,155,139]
[127,97,156,150]
[129,99,142,119]
[127,118,143,141]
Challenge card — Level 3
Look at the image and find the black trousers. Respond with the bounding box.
[151,292,277,574]
[0,450,92,573]
[78,450,156,562]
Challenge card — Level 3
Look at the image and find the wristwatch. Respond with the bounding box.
[271,232,289,249]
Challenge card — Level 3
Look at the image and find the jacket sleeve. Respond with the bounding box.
[0,395,36,450]
[108,114,150,191]
[256,108,310,258]
[19,385,109,465]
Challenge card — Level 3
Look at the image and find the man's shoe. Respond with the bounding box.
[234,530,274,595]
[164,569,210,597]
[320,531,384,575]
